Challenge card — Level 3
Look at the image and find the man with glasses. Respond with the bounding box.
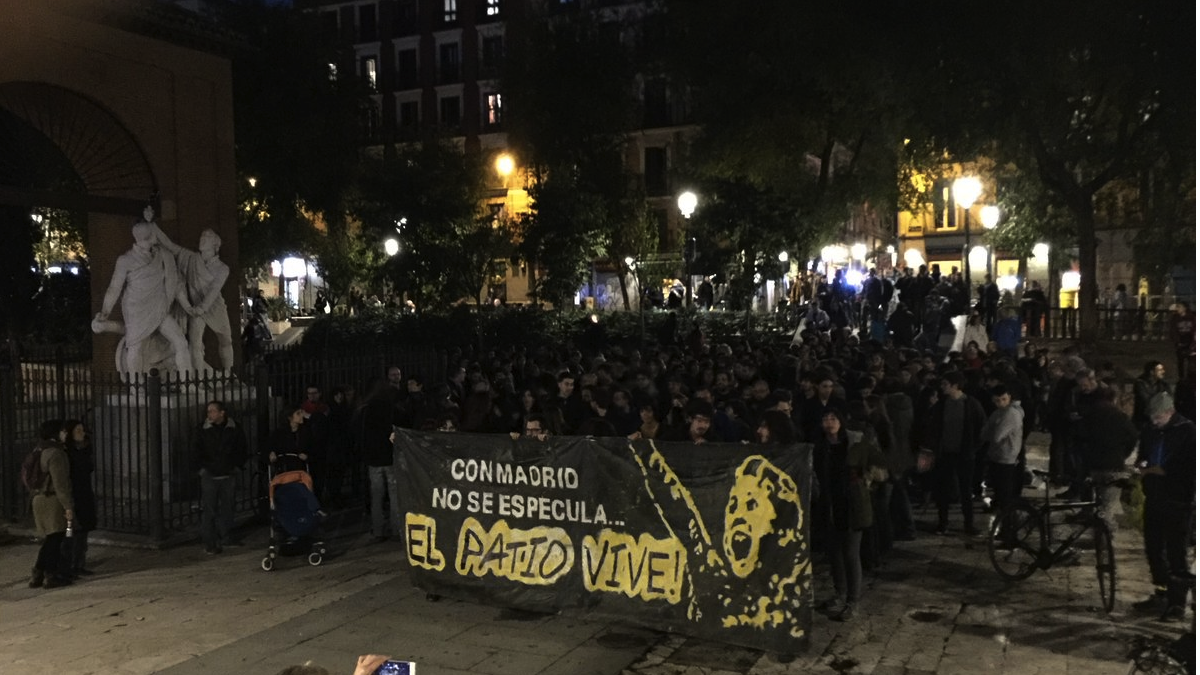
[521,415,550,442]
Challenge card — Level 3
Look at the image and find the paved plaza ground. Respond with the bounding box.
[2,431,1193,675]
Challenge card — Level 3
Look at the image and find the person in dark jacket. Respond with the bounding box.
[1133,361,1173,430]
[1076,390,1138,534]
[194,400,248,554]
[1132,393,1196,621]
[61,420,97,576]
[360,381,402,543]
[812,410,887,622]
[923,370,987,535]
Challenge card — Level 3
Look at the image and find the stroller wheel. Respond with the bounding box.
[308,552,323,566]
[261,557,275,571]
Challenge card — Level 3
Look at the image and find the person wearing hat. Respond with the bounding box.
[1132,392,1196,622]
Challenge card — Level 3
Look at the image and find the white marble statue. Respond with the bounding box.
[154,227,234,371]
[92,206,219,375]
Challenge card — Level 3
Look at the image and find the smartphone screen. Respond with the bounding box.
[374,660,415,675]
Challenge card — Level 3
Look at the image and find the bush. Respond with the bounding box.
[295,305,796,356]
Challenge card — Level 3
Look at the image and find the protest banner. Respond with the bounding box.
[395,429,813,654]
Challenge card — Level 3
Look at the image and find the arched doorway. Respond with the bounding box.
[0,82,157,353]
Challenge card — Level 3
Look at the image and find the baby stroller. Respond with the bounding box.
[261,454,327,571]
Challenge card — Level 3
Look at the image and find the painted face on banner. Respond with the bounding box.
[722,458,801,579]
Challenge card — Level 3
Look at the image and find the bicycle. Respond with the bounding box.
[987,468,1127,613]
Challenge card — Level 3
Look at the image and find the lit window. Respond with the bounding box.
[486,0,500,16]
[486,93,503,127]
[362,56,377,90]
[443,0,457,22]
[327,63,338,81]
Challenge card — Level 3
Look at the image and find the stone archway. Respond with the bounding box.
[0,1,240,374]
[0,81,157,214]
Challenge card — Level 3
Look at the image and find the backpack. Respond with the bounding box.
[20,446,48,494]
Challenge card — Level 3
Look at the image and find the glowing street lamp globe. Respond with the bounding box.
[980,205,1000,229]
[677,191,698,219]
[952,176,983,209]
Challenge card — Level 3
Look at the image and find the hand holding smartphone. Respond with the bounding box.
[374,660,416,675]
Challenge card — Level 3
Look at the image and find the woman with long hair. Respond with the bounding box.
[812,410,887,622]
[61,419,97,577]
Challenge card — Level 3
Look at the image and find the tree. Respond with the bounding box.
[354,140,506,309]
[218,0,369,274]
[502,7,644,308]
[911,0,1194,340]
[664,1,920,306]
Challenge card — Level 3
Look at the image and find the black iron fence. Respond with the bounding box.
[1029,306,1173,341]
[0,346,443,542]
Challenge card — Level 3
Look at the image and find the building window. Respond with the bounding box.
[395,0,418,34]
[439,43,461,84]
[440,96,461,127]
[933,179,957,231]
[358,4,377,42]
[362,56,378,91]
[399,100,420,133]
[644,147,668,196]
[327,62,338,81]
[485,93,503,128]
[485,0,501,17]
[481,35,503,75]
[443,0,457,23]
[397,49,418,89]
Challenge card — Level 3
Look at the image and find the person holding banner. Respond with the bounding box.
[812,409,888,622]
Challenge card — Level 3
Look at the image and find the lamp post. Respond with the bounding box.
[952,176,983,292]
[677,191,698,308]
[979,204,999,281]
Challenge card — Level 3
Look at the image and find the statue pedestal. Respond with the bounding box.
[94,381,258,507]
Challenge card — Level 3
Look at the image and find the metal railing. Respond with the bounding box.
[1030,306,1173,341]
[0,346,443,542]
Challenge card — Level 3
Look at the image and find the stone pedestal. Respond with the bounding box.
[93,382,257,505]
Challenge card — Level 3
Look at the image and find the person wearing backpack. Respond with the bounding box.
[29,419,75,589]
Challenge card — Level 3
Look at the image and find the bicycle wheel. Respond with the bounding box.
[988,501,1044,580]
[1093,520,1116,613]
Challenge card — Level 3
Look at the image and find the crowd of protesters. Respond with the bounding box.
[248,270,1194,623]
[30,268,1196,626]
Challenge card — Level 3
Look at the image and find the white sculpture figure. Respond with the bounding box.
[92,206,196,374]
[154,227,233,371]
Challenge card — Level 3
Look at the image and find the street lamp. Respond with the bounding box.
[952,176,983,291]
[495,153,515,178]
[677,191,698,306]
[384,238,399,257]
[979,204,999,280]
[851,242,867,268]
[677,191,697,219]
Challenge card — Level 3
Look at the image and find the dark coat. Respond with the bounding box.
[813,430,887,532]
[1137,414,1196,506]
[194,418,248,478]
[359,395,397,467]
[924,393,986,460]
[1077,402,1138,472]
[65,441,97,531]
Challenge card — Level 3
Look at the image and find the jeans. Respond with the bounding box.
[368,464,402,539]
[201,473,236,549]
[828,528,865,604]
[1088,469,1126,535]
